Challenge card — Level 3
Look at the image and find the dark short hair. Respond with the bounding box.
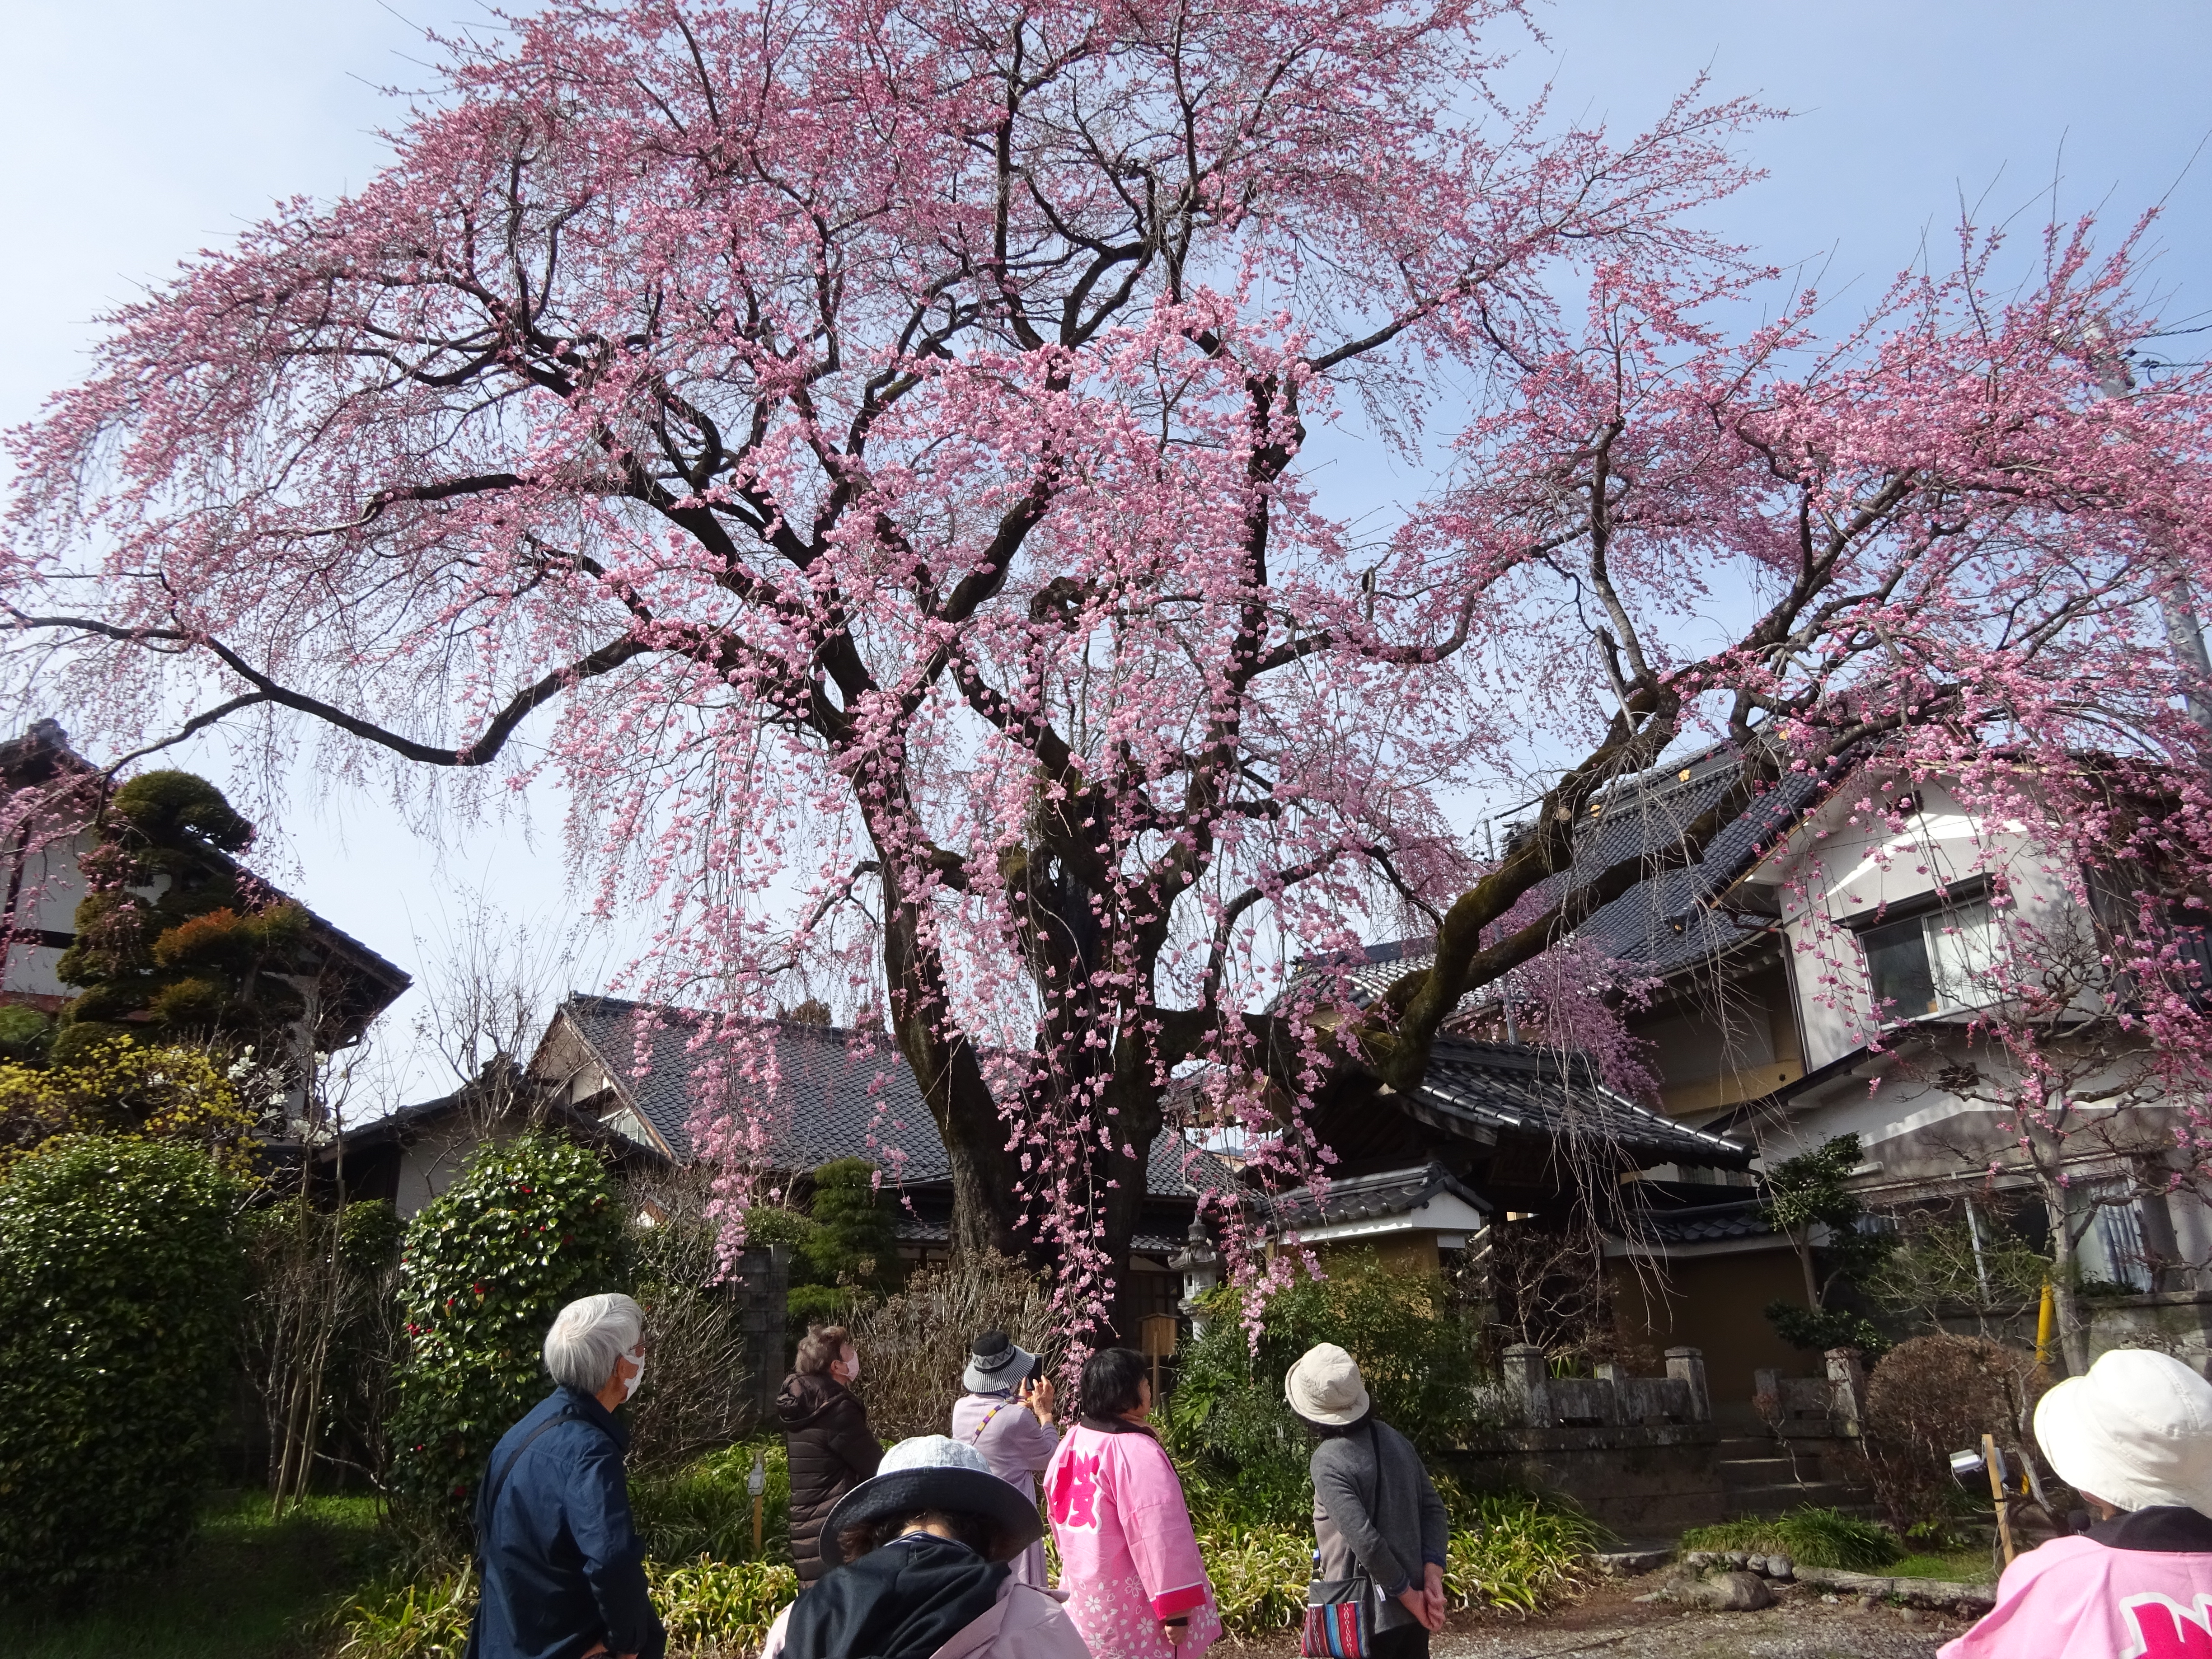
[1081,1347,1149,1419]
[837,1508,1002,1562]
[796,1325,853,1377]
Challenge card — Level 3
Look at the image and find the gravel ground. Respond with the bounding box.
[1430,1579,1966,1659]
[1231,1578,1970,1659]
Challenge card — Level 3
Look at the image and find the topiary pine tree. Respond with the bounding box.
[1761,1133,1895,1355]
[52,770,309,1068]
[388,1133,626,1540]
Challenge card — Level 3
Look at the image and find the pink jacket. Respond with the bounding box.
[1045,1422,1220,1659]
[1941,1532,2212,1657]
[759,1576,1090,1659]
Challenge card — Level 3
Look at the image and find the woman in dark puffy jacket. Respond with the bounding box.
[778,1324,883,1586]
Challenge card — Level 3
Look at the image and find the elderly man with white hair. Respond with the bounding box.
[468,1291,666,1659]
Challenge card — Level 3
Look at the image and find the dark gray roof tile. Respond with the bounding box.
[559,994,1240,1202]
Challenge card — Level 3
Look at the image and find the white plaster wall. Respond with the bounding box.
[1,828,94,998]
[1750,776,2082,1072]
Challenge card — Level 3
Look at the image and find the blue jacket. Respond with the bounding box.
[469,1386,666,1659]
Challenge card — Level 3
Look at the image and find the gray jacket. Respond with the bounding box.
[1310,1419,1450,1632]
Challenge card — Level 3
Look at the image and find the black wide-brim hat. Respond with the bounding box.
[822,1453,1045,1566]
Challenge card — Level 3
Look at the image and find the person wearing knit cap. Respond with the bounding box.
[759,1435,1087,1659]
[1942,1348,2212,1657]
[951,1331,1062,1589]
[1285,1343,1449,1659]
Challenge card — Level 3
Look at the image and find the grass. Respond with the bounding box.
[14,1490,380,1659]
[1678,1507,1902,1571]
[1889,1548,1995,1584]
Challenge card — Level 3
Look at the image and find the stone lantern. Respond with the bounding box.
[1169,1218,1221,1339]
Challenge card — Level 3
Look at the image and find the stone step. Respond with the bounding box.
[1721,1481,1870,1517]
[1717,1457,1817,1483]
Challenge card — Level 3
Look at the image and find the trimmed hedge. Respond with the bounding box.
[0,1136,242,1596]
[388,1134,624,1536]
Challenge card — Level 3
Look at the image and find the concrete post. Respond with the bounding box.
[1501,1342,1552,1427]
[1664,1346,1711,1422]
[1823,1347,1866,1437]
[732,1243,792,1429]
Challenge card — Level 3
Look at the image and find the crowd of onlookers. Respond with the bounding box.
[459,1292,2212,1659]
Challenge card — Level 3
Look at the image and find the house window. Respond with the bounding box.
[1861,899,1998,1019]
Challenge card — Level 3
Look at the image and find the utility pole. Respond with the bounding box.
[2088,323,2212,734]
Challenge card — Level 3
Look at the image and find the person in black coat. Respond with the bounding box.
[778,1323,883,1587]
[469,1292,666,1659]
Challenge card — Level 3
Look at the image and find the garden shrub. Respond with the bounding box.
[388,1134,625,1541]
[753,1158,909,1336]
[1445,1492,1609,1613]
[1679,1505,1901,1570]
[0,1036,257,1171]
[651,1556,801,1653]
[0,1136,242,1597]
[1191,1493,1604,1635]
[241,1195,404,1500]
[334,1540,799,1658]
[632,1438,792,1563]
[625,1171,754,1471]
[850,1248,1058,1439]
[1164,1257,1482,1525]
[1861,1333,2043,1535]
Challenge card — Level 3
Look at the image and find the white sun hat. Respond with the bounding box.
[2034,1349,2212,1515]
[1285,1342,1372,1427]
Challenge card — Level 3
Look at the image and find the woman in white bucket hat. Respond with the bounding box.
[1943,1348,2212,1657]
[1285,1344,1450,1659]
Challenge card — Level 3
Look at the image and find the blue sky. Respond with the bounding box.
[6,0,2210,1103]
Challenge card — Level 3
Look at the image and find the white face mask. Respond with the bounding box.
[620,1348,646,1401]
[842,1349,861,1382]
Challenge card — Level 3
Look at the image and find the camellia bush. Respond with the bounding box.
[0,1136,242,1596]
[388,1134,625,1538]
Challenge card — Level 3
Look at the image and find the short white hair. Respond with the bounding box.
[543,1293,644,1392]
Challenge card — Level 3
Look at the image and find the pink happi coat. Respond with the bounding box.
[1940,1534,2212,1657]
[1045,1421,1221,1659]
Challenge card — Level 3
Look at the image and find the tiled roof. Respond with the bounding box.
[1315,740,1847,1008]
[558,993,1240,1201]
[1269,1160,1491,1232]
[1409,1035,1752,1169]
[1626,1196,1775,1246]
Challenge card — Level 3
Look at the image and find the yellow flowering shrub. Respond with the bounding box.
[0,1036,257,1172]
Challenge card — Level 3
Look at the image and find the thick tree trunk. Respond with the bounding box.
[1093,1074,1164,1344]
[873,838,1026,1262]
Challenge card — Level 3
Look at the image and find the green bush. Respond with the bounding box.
[387,1134,625,1539]
[1679,1505,1902,1570]
[1163,1257,1482,1525]
[651,1556,801,1651]
[1197,1523,1312,1636]
[632,1438,792,1563]
[751,1158,907,1336]
[334,1535,799,1658]
[1192,1491,1604,1636]
[1445,1491,1609,1614]
[0,1136,242,1597]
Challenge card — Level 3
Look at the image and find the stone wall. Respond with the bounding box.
[1443,1423,1729,1535]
